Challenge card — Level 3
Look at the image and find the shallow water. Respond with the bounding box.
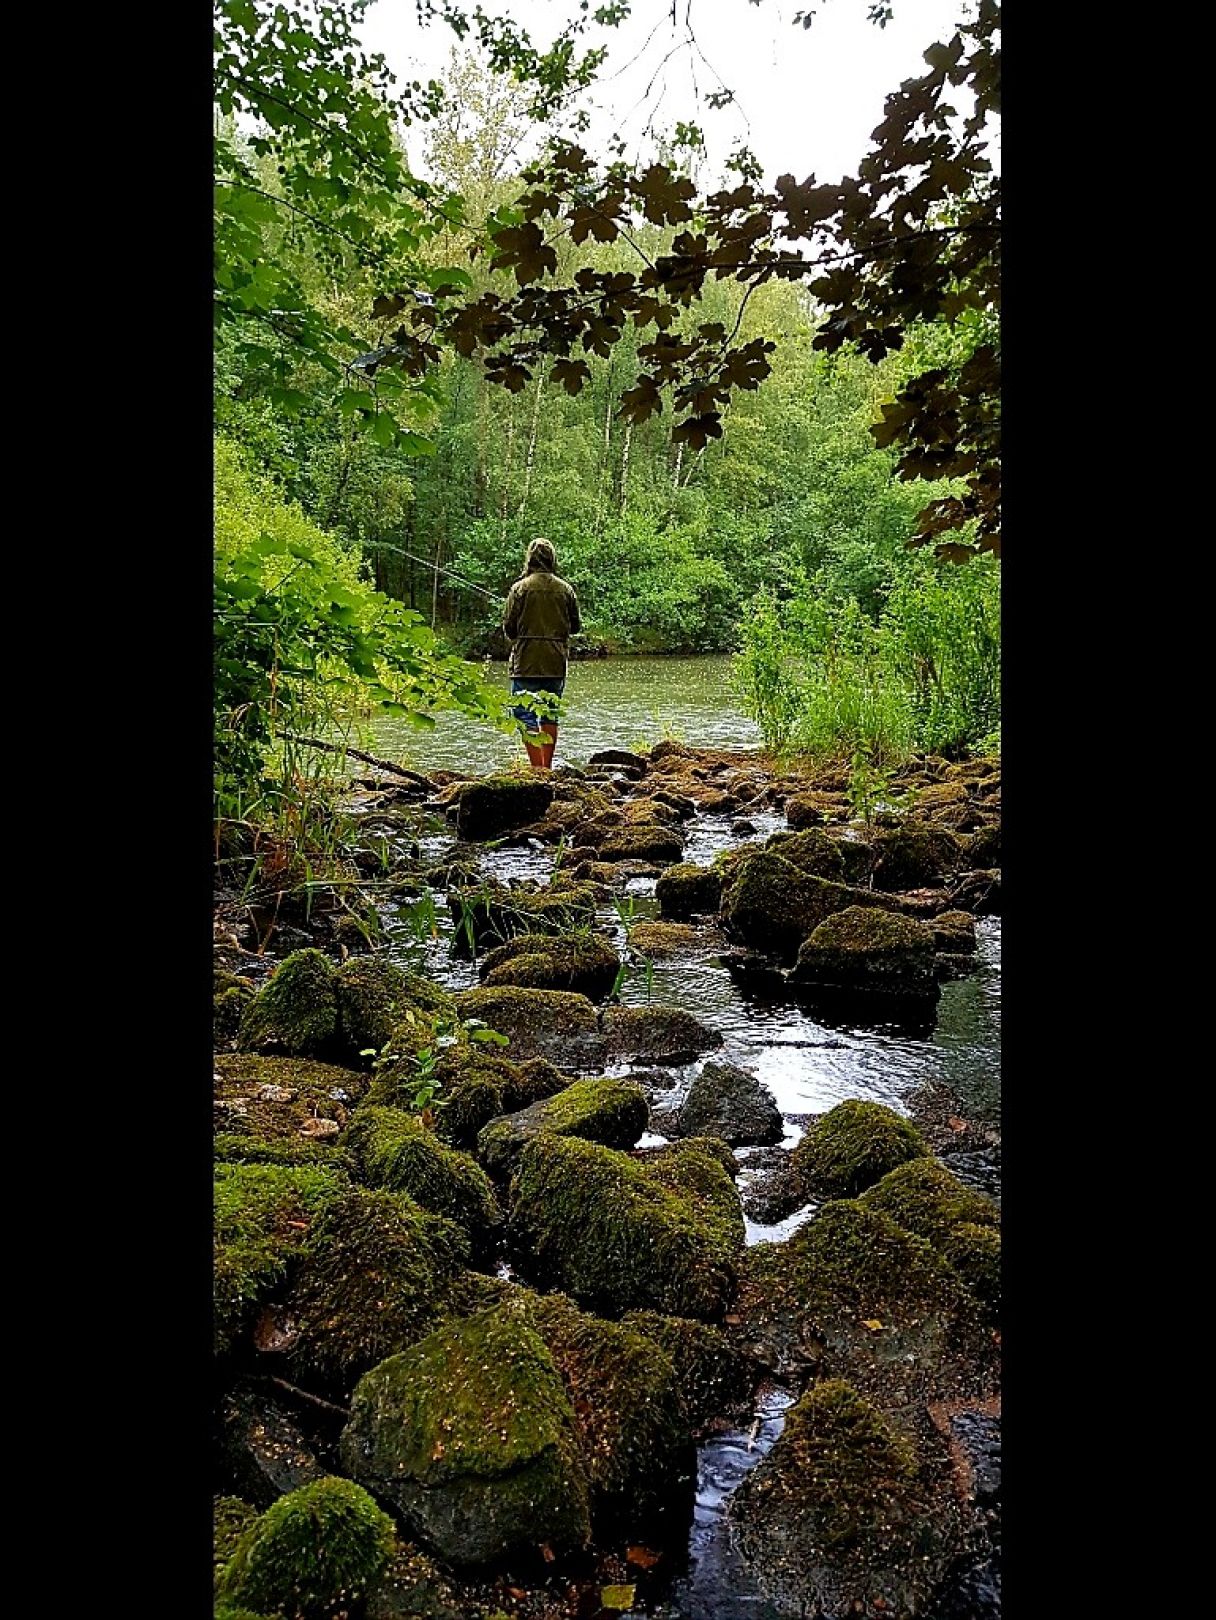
[367,654,763,776]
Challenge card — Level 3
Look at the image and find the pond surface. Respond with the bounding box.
[368,654,763,776]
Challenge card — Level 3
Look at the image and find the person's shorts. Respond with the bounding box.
[509,676,565,732]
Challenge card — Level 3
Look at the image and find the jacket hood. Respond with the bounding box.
[524,538,556,573]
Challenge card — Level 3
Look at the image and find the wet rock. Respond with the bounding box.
[218,1477,396,1618]
[742,1159,807,1225]
[447,882,598,952]
[588,748,649,771]
[731,817,758,836]
[286,1188,470,1390]
[767,827,847,881]
[454,985,602,1064]
[785,789,847,828]
[220,1385,326,1507]
[340,1311,591,1567]
[595,824,686,864]
[937,1146,1002,1204]
[648,787,698,819]
[649,739,691,764]
[654,861,723,919]
[478,931,621,1000]
[602,1005,723,1064]
[629,1065,678,1093]
[627,920,701,959]
[964,823,1001,869]
[735,1200,994,1401]
[343,1107,501,1251]
[791,907,939,999]
[790,1099,929,1200]
[428,1052,571,1150]
[932,909,979,952]
[869,824,964,890]
[937,952,979,981]
[673,1061,784,1147]
[731,1381,962,1619]
[951,868,1001,915]
[453,774,554,840]
[950,1408,1002,1504]
[720,851,893,959]
[476,1077,649,1176]
[509,1135,744,1319]
[365,1544,467,1620]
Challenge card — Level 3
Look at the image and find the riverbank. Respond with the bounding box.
[214,743,1001,1620]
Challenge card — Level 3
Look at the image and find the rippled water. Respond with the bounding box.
[367,655,762,776]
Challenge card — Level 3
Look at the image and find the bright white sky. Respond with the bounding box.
[361,0,971,188]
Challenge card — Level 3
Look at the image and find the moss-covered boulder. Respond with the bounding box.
[477,1077,649,1175]
[602,1005,722,1064]
[214,1162,348,1355]
[214,1054,368,1160]
[655,862,723,919]
[335,959,454,1058]
[343,1107,501,1250]
[767,827,847,882]
[623,1310,754,1430]
[478,931,621,1000]
[238,950,342,1058]
[454,774,554,840]
[340,1311,591,1566]
[964,823,1001,869]
[736,1200,993,1401]
[944,1222,1002,1316]
[791,906,938,999]
[453,985,601,1063]
[931,909,979,953]
[595,824,686,864]
[790,1100,929,1199]
[286,1188,470,1389]
[731,1381,960,1619]
[870,825,963,890]
[509,1135,744,1319]
[428,1052,571,1150]
[448,882,598,952]
[217,1476,396,1619]
[860,1157,999,1246]
[720,852,890,958]
[627,920,701,959]
[785,790,846,828]
[674,1061,783,1147]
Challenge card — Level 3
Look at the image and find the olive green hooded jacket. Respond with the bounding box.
[503,553,581,679]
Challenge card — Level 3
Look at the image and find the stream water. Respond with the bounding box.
[355,656,1000,1618]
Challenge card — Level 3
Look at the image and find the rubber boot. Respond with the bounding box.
[522,734,546,769]
[540,722,558,770]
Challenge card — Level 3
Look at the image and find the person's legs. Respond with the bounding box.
[539,722,558,769]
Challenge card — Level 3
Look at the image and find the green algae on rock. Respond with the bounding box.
[766,826,847,881]
[340,1311,591,1566]
[454,985,601,1062]
[343,1106,501,1247]
[478,931,621,1000]
[731,1380,960,1619]
[427,1051,572,1150]
[476,1077,649,1176]
[654,862,723,919]
[594,824,686,864]
[285,1187,470,1388]
[790,1099,929,1199]
[334,958,454,1058]
[602,1005,722,1064]
[943,1221,1002,1316]
[218,1476,396,1620]
[791,906,939,999]
[719,851,891,958]
[625,920,700,959]
[454,773,555,840]
[508,1135,744,1320]
[870,824,963,890]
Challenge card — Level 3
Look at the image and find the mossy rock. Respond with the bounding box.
[343,1106,501,1249]
[950,867,1001,916]
[588,748,649,772]
[509,1135,744,1320]
[479,931,621,1000]
[790,1100,928,1199]
[654,863,723,920]
[674,1060,783,1147]
[602,1005,722,1064]
[964,823,1001,870]
[448,883,598,952]
[285,1187,470,1391]
[238,950,342,1059]
[216,982,255,1042]
[218,1476,396,1620]
[495,1291,694,1531]
[335,958,455,1058]
[627,921,700,959]
[215,1496,260,1585]
[477,1077,648,1176]
[427,1052,571,1151]
[731,1380,960,1619]
[595,825,686,864]
[213,1134,353,1172]
[623,1311,754,1430]
[791,906,939,999]
[648,786,698,819]
[454,774,555,840]
[931,909,979,953]
[860,1157,999,1247]
[943,1222,1001,1316]
[736,1200,993,1402]
[720,851,891,959]
[454,984,601,1064]
[214,1162,348,1356]
[767,827,847,882]
[870,825,963,890]
[340,1310,591,1567]
[214,1054,368,1154]
[364,1544,468,1620]
[784,790,846,828]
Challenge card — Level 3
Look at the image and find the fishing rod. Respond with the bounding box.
[364,540,502,602]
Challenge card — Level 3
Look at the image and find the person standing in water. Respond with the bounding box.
[502,538,581,770]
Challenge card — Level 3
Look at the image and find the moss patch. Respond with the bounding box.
[767,828,847,882]
[626,921,700,959]
[870,825,963,890]
[344,1106,501,1246]
[477,1077,649,1175]
[860,1157,998,1246]
[479,931,621,1000]
[448,882,598,953]
[790,1099,928,1199]
[623,1311,754,1430]
[214,1054,367,1151]
[238,949,341,1058]
[454,985,600,1061]
[792,906,938,998]
[454,773,555,840]
[218,1476,395,1620]
[943,1222,1001,1316]
[654,863,723,920]
[340,1310,591,1566]
[720,852,892,959]
[595,825,686,864]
